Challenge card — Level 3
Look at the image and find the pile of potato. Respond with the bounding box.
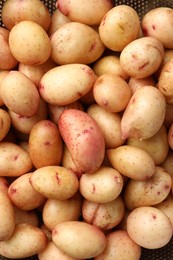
[0,0,173,259]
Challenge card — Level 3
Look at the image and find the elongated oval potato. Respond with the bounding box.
[124,166,172,210]
[28,120,63,168]
[0,108,11,141]
[52,221,106,259]
[121,86,166,140]
[51,22,105,65]
[58,109,105,174]
[0,224,47,259]
[0,71,40,117]
[0,191,15,241]
[0,142,33,177]
[79,166,123,203]
[39,64,96,106]
[30,166,79,200]
[57,0,113,26]
[127,206,173,249]
[8,172,46,210]
[9,21,51,65]
[107,145,155,181]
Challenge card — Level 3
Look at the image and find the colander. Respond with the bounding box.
[0,0,173,259]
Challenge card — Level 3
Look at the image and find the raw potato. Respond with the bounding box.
[0,71,40,117]
[39,64,96,106]
[8,172,46,210]
[107,145,155,181]
[0,223,47,259]
[120,36,164,78]
[99,5,140,51]
[79,166,124,203]
[124,166,172,210]
[57,0,114,26]
[14,207,39,227]
[121,86,166,140]
[156,194,173,230]
[128,76,156,94]
[95,230,141,260]
[0,108,11,141]
[127,206,173,249]
[28,120,63,168]
[50,22,105,65]
[161,150,173,177]
[30,166,79,200]
[58,109,105,174]
[52,221,106,259]
[9,21,51,65]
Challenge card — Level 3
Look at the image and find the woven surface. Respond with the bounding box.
[0,0,173,259]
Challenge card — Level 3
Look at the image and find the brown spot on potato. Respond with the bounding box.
[56,172,61,185]
[89,42,96,52]
[44,141,51,146]
[142,27,148,36]
[139,61,149,70]
[102,15,107,26]
[152,24,156,30]
[13,154,19,160]
[152,213,157,219]
[39,83,44,91]
[92,183,96,193]
[10,187,17,194]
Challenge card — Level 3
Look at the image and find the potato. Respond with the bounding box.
[50,22,105,65]
[39,64,96,106]
[0,108,11,141]
[93,73,132,112]
[161,150,173,177]
[121,86,166,140]
[14,207,39,227]
[120,37,164,79]
[107,145,155,181]
[0,223,47,259]
[2,0,50,31]
[82,196,125,230]
[30,166,79,200]
[87,104,125,149]
[0,70,9,107]
[0,142,33,177]
[164,103,173,128]
[127,125,169,165]
[57,0,113,26]
[28,120,63,168]
[167,123,173,150]
[142,7,173,49]
[43,193,82,230]
[155,49,173,79]
[0,191,15,241]
[127,206,173,249]
[52,221,106,259]
[79,166,123,203]
[58,109,105,174]
[8,172,46,210]
[95,230,141,260]
[99,5,140,51]
[0,71,40,117]
[9,21,51,65]
[124,166,172,210]
[128,76,156,94]
[40,224,52,242]
[0,27,18,70]
[0,177,9,193]
[92,55,129,80]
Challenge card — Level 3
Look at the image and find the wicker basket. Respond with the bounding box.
[0,0,173,259]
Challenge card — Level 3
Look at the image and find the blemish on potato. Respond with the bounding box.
[13,154,19,160]
[92,183,96,193]
[152,213,157,219]
[56,172,61,185]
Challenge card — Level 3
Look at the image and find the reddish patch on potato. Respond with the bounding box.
[56,172,61,185]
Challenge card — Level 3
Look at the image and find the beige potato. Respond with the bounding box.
[28,120,63,168]
[107,145,155,181]
[0,108,11,141]
[0,27,18,70]
[0,142,33,177]
[0,223,47,259]
[39,64,96,106]
[87,104,125,149]
[2,0,50,31]
[0,71,40,117]
[57,0,113,26]
[124,166,172,210]
[121,86,166,140]
[92,55,129,80]
[30,166,79,200]
[52,221,106,259]
[8,172,46,210]
[127,125,169,165]
[95,230,141,260]
[50,22,105,65]
[142,7,173,49]
[0,70,9,107]
[156,194,173,230]
[128,76,156,94]
[161,150,173,178]
[93,73,132,112]
[0,191,15,241]
[120,37,164,79]
[14,207,39,227]
[127,206,173,249]
[155,49,173,79]
[0,177,9,193]
[79,166,123,203]
[9,21,51,65]
[43,193,82,230]
[82,196,125,230]
[58,109,105,174]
